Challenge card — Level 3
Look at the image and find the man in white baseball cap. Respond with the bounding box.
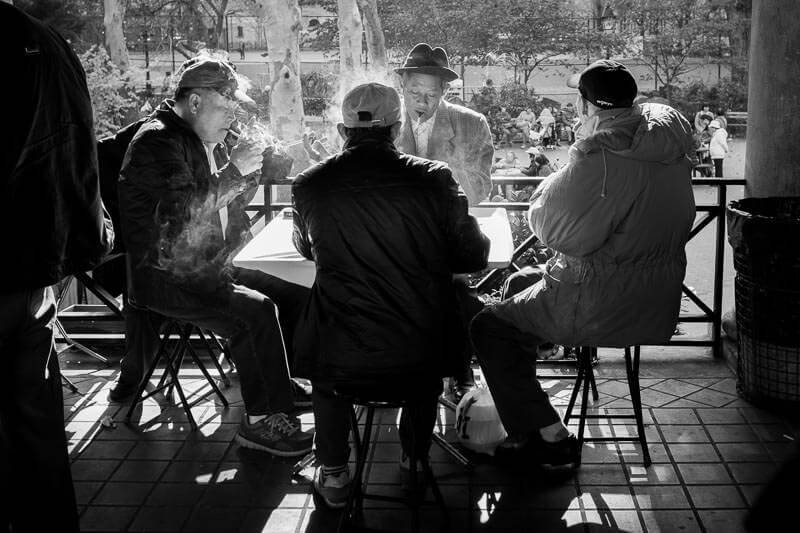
[292,82,489,508]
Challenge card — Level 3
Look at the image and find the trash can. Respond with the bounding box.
[727,197,800,409]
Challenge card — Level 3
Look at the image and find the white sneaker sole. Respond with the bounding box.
[235,433,312,457]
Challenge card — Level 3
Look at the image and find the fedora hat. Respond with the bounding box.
[395,43,459,82]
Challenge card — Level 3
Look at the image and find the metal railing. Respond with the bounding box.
[249,176,746,357]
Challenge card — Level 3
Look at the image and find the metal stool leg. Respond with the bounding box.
[626,346,651,467]
[564,346,587,425]
[589,347,599,401]
[184,338,229,406]
[576,347,593,463]
[198,329,230,386]
[126,320,177,421]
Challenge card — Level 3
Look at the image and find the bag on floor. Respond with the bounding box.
[455,386,507,456]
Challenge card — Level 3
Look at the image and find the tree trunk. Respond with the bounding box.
[337,0,363,91]
[214,0,229,49]
[103,0,129,69]
[264,0,305,141]
[356,0,387,73]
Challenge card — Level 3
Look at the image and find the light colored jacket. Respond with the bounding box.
[709,128,729,159]
[396,99,494,205]
[494,103,696,347]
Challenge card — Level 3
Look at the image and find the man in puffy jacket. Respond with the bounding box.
[471,60,696,468]
[118,56,313,457]
[292,83,489,508]
[0,3,114,530]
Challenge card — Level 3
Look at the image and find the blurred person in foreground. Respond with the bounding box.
[292,83,489,508]
[0,2,114,530]
[395,42,495,401]
[471,60,696,468]
[117,56,313,457]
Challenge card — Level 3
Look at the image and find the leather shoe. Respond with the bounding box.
[108,380,139,402]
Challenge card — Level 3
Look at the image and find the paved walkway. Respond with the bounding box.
[62,347,797,532]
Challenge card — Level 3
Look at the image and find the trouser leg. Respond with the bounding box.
[452,279,484,387]
[118,304,163,386]
[713,158,723,177]
[232,267,310,372]
[398,385,442,459]
[143,279,293,415]
[470,308,561,436]
[0,287,79,533]
[311,382,352,467]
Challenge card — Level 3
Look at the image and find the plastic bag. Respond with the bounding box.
[455,386,507,456]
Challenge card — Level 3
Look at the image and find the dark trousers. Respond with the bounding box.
[469,267,561,436]
[312,381,442,467]
[0,287,79,532]
[452,278,485,386]
[128,267,309,416]
[713,158,724,177]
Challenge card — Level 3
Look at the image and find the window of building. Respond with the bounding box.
[237,26,244,38]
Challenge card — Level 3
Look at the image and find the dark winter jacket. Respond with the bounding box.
[291,137,490,382]
[0,4,113,293]
[118,101,257,300]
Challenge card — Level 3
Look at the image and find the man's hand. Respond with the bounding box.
[303,132,331,162]
[230,140,263,176]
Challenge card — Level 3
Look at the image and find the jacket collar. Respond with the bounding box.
[398,99,455,156]
[153,99,201,139]
[343,135,398,153]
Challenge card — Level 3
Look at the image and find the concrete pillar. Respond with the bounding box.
[745,0,800,197]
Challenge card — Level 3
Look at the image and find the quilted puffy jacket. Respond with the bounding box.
[495,103,696,347]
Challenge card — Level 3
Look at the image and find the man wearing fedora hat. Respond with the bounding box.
[395,43,494,206]
[395,43,495,401]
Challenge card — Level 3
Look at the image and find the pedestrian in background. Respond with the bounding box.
[708,119,730,177]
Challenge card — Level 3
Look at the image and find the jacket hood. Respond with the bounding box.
[575,103,694,164]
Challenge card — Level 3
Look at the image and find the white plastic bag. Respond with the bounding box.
[455,386,507,456]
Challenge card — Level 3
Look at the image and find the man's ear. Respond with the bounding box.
[336,123,347,141]
[188,92,202,114]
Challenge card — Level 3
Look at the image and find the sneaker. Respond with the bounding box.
[531,434,580,469]
[313,466,351,509]
[291,378,313,409]
[236,413,314,457]
[108,379,139,403]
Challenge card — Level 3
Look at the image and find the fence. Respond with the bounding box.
[247,175,746,358]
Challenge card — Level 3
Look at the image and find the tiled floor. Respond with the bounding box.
[61,346,798,532]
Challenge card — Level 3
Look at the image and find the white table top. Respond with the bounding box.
[233,207,514,288]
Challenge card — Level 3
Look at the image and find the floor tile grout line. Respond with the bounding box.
[615,405,652,533]
[652,408,707,532]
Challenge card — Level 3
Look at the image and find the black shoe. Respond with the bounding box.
[531,434,580,469]
[108,379,139,403]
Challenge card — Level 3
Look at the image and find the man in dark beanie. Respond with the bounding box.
[471,59,696,468]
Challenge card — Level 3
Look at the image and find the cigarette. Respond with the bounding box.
[227,127,241,140]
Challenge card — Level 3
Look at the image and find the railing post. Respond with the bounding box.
[712,182,728,358]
